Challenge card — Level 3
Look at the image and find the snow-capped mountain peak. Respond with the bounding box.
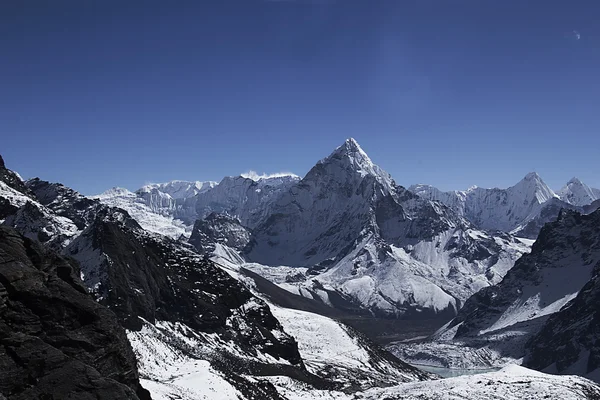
[557,177,599,206]
[409,172,567,236]
[95,186,136,199]
[308,138,395,193]
[510,172,557,204]
[326,137,376,173]
[138,180,217,199]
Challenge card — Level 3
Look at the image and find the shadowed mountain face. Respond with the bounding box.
[443,209,600,340]
[0,225,150,400]
[525,246,600,378]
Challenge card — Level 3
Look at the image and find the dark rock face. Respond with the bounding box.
[585,199,600,214]
[526,263,600,377]
[189,212,251,254]
[66,208,303,366]
[26,178,98,230]
[0,156,33,197]
[517,198,581,239]
[0,226,150,399]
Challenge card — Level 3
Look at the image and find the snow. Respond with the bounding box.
[410,172,561,234]
[479,249,596,336]
[0,180,32,207]
[269,305,371,371]
[93,187,189,238]
[128,322,242,400]
[1,181,81,247]
[195,174,300,229]
[139,180,217,199]
[557,177,600,206]
[246,229,529,318]
[357,364,600,399]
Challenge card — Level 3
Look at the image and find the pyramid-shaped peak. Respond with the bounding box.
[524,171,541,181]
[306,138,395,192]
[567,177,583,185]
[344,137,362,150]
[326,138,377,170]
[333,138,369,158]
[513,172,556,204]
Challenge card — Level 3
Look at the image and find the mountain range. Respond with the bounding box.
[2,141,600,399]
[91,139,600,320]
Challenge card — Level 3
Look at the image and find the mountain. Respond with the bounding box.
[234,139,530,318]
[0,225,150,399]
[557,177,600,206]
[450,208,600,339]
[246,138,459,267]
[3,151,600,398]
[525,230,600,379]
[189,212,251,254]
[139,180,217,199]
[0,154,436,399]
[93,174,299,237]
[93,187,189,238]
[134,180,217,225]
[194,174,300,229]
[391,208,600,380]
[1,176,80,249]
[410,173,577,238]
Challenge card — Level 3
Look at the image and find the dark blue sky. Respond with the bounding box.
[2,0,599,194]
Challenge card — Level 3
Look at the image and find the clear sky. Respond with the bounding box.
[1,0,599,195]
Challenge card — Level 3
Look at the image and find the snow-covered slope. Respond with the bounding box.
[93,187,188,238]
[557,177,600,206]
[139,180,217,199]
[134,180,217,225]
[130,304,600,400]
[358,364,600,400]
[194,174,300,229]
[410,173,575,238]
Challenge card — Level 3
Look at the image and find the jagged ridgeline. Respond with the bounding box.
[0,152,431,399]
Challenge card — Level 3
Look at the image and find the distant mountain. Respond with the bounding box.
[93,187,189,238]
[139,179,217,199]
[194,174,300,229]
[410,173,581,238]
[557,177,600,206]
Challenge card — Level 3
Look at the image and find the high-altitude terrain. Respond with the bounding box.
[2,142,600,399]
